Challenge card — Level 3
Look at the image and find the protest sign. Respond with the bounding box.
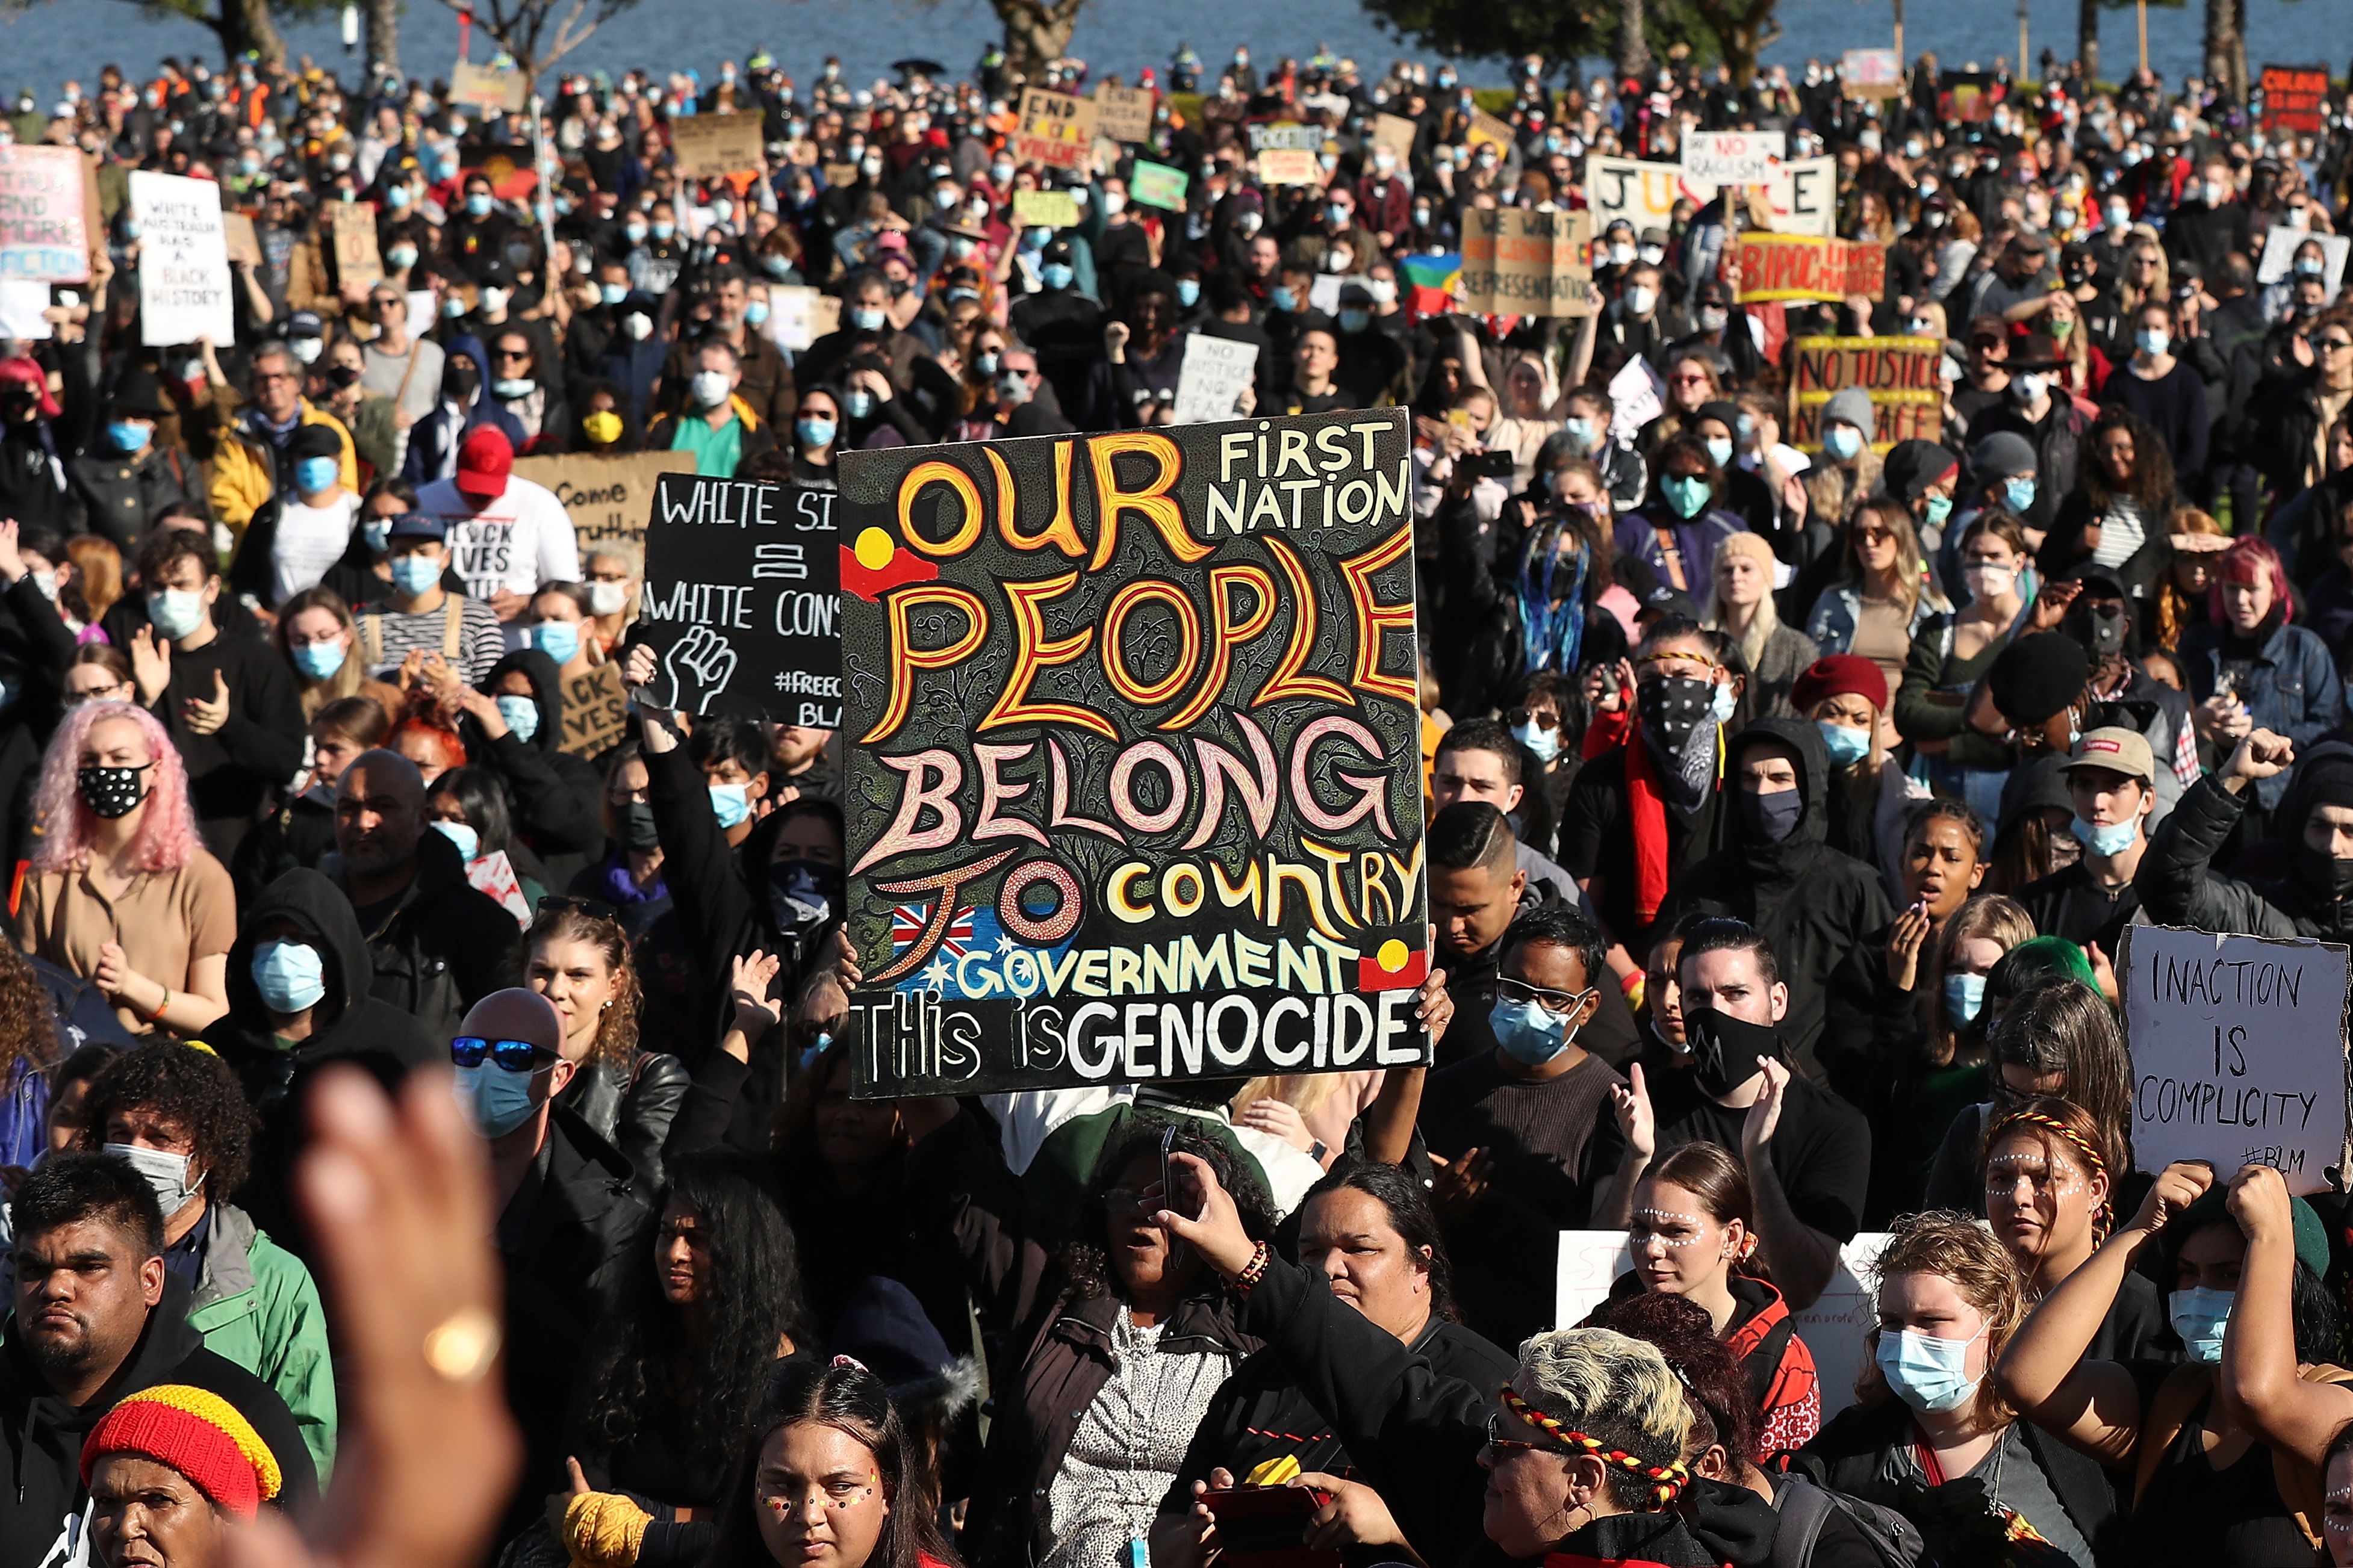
[1682,130,1784,188]
[130,170,233,347]
[1255,149,1321,186]
[636,473,843,728]
[1768,156,1838,238]
[327,201,381,287]
[1466,108,1516,154]
[833,411,1430,1098]
[1093,84,1154,143]
[222,211,262,267]
[1173,334,1258,423]
[1585,156,1709,235]
[823,161,859,188]
[1733,233,1886,303]
[1555,1232,1892,1418]
[1608,356,1664,447]
[670,112,765,179]
[766,285,840,353]
[514,450,696,554]
[0,280,52,340]
[2122,923,2352,1195]
[0,146,92,284]
[1372,114,1418,161]
[1786,336,1942,450]
[1013,88,1097,172]
[1938,70,2002,123]
[559,661,630,758]
[1842,48,1904,98]
[1130,161,1188,212]
[2261,65,2331,135]
[1012,189,1081,229]
[1461,208,1595,318]
[2257,226,2349,296]
[449,62,527,114]
[1248,122,1320,153]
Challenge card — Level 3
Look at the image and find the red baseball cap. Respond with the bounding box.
[455,425,512,499]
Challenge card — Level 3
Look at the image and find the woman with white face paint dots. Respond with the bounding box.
[1977,1097,2168,1360]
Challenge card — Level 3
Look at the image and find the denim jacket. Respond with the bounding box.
[2181,618,2349,808]
[1803,581,1948,657]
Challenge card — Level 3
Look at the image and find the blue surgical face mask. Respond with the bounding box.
[1816,719,1871,767]
[1662,474,1711,520]
[1924,494,1954,530]
[1876,1325,1985,1412]
[532,620,581,665]
[107,421,152,454]
[844,388,875,420]
[1565,416,1598,454]
[1706,680,1738,725]
[362,519,391,554]
[849,304,887,331]
[291,640,346,681]
[1824,426,1863,462]
[252,938,327,1014]
[2136,328,2171,358]
[1270,284,1298,312]
[2071,814,2139,857]
[745,301,769,327]
[1944,971,1986,1029]
[465,192,493,218]
[390,553,441,597]
[1512,719,1561,764]
[2169,1286,2233,1363]
[296,455,339,495]
[1339,308,1371,334]
[709,781,752,828]
[433,819,480,861]
[146,589,205,641]
[797,416,836,448]
[1039,263,1074,291]
[1488,994,1585,1067]
[2004,476,2038,514]
[455,1059,544,1138]
[495,693,541,742]
[1176,279,1201,308]
[651,220,675,241]
[1705,436,1734,468]
[600,282,629,306]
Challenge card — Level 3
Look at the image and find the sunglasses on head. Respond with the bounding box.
[537,894,621,923]
[451,1036,557,1072]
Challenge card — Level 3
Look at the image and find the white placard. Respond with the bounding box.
[1607,354,1664,447]
[130,170,234,347]
[1173,332,1258,424]
[2257,226,2349,296]
[1768,156,1839,239]
[1555,1231,1893,1419]
[0,279,52,341]
[1308,273,1346,316]
[1682,131,1786,189]
[2122,923,2352,1194]
[1585,155,1711,236]
[768,284,821,352]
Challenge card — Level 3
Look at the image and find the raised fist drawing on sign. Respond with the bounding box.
[664,625,738,713]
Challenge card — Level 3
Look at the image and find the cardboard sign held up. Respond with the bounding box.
[222,211,263,267]
[766,285,839,353]
[559,661,630,758]
[1129,161,1189,211]
[1013,88,1098,172]
[833,409,1429,1099]
[512,449,698,554]
[670,112,766,181]
[1461,208,1595,318]
[130,169,234,347]
[2121,922,2353,1195]
[1255,149,1321,186]
[1012,189,1081,230]
[1248,122,1320,153]
[1733,233,1887,303]
[1841,48,1904,99]
[1466,108,1515,153]
[1372,114,1419,162]
[0,146,93,284]
[1172,333,1257,423]
[327,202,382,287]
[2257,226,2349,296]
[1584,156,1709,235]
[449,62,527,115]
[1093,84,1155,143]
[2261,64,2332,135]
[1786,336,1942,451]
[1682,130,1785,188]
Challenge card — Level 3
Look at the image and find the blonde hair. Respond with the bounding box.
[1926,891,2034,1065]
[1231,1073,1349,1124]
[1703,531,1783,672]
[2119,239,2170,316]
[1514,1327,1694,1508]
[1861,1211,2024,1425]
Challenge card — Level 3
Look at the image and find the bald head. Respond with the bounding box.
[461,988,565,1055]
[335,748,426,879]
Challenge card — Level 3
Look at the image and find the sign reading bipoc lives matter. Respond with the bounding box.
[834,411,1431,1098]
[634,473,842,728]
[2123,923,2353,1194]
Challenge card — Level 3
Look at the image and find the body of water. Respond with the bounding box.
[0,0,2334,105]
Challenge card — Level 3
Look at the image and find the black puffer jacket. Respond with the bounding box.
[467,646,608,893]
[1657,717,1893,1096]
[2136,740,2353,941]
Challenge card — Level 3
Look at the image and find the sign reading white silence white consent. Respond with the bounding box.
[2122,922,2353,1195]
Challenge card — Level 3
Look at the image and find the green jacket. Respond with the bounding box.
[187,1203,337,1480]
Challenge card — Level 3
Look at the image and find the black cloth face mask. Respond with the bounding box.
[1638,674,1716,758]
[78,762,151,820]
[1682,1005,1782,1098]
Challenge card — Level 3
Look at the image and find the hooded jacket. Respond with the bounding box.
[398,333,527,485]
[2137,740,2353,941]
[211,870,444,1244]
[1658,717,1894,1097]
[465,647,608,892]
[186,1202,337,1481]
[332,823,525,1038]
[0,1274,318,1568]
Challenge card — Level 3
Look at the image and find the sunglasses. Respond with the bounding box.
[1505,707,1560,731]
[451,1036,559,1072]
[537,893,621,923]
[1484,1408,1558,1454]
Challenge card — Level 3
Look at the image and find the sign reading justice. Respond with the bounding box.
[835,412,1432,1098]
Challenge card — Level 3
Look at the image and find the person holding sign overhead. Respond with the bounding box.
[2138,728,2353,941]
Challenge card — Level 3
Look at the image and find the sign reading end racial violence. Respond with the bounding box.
[2122,923,2353,1195]
[634,471,843,728]
[833,411,1431,1099]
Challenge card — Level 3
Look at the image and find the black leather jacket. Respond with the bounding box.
[558,1050,690,1194]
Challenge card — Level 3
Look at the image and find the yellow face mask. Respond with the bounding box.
[582,410,623,445]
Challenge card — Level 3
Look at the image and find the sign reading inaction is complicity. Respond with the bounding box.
[834,411,1432,1098]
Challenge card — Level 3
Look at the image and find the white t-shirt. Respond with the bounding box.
[272,492,359,606]
[415,472,582,606]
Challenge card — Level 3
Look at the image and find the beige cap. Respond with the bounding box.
[2062,726,2155,784]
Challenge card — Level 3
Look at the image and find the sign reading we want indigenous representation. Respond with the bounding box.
[835,411,1431,1098]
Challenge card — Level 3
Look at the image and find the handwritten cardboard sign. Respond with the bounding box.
[1786,336,1942,451]
[2261,65,2333,136]
[1173,334,1258,424]
[1461,208,1595,318]
[1248,122,1321,153]
[1094,84,1155,143]
[670,112,765,180]
[1466,108,1515,154]
[449,62,527,115]
[1012,190,1081,230]
[327,201,381,287]
[2122,923,2353,1195]
[1372,114,1419,162]
[1255,149,1321,186]
[1130,160,1189,212]
[636,473,842,728]
[1013,88,1097,173]
[1683,130,1785,188]
[512,450,697,554]
[130,170,233,346]
[1842,48,1904,99]
[559,660,630,758]
[765,285,839,353]
[222,211,262,267]
[1584,155,1709,235]
[1732,233,1886,303]
[0,146,92,284]
[833,410,1430,1098]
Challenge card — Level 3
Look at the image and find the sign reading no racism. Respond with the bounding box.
[835,412,1431,1098]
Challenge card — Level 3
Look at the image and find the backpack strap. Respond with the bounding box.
[1770,1475,1836,1568]
[2133,1365,2215,1508]
[440,595,464,659]
[359,612,385,672]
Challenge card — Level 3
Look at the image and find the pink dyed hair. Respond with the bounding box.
[2210,536,2294,628]
[31,701,203,875]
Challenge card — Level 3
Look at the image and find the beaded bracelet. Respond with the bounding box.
[1234,1239,1272,1296]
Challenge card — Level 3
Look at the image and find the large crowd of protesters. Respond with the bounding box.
[2,25,2353,1568]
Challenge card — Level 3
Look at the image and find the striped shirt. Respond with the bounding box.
[354,592,507,686]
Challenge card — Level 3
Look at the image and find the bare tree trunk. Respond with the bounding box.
[1617,0,1652,81]
[2228,0,2248,103]
[995,0,1084,85]
[2202,0,2228,93]
[231,0,288,69]
[2078,0,2099,81]
[367,0,402,75]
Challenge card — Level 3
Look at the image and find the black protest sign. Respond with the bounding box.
[834,411,1431,1099]
[635,472,843,727]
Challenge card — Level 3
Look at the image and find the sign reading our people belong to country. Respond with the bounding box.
[1732,233,1887,303]
[1460,208,1596,317]
[634,472,843,728]
[129,170,234,346]
[1786,337,1942,451]
[833,411,1431,1098]
[2122,923,2353,1195]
